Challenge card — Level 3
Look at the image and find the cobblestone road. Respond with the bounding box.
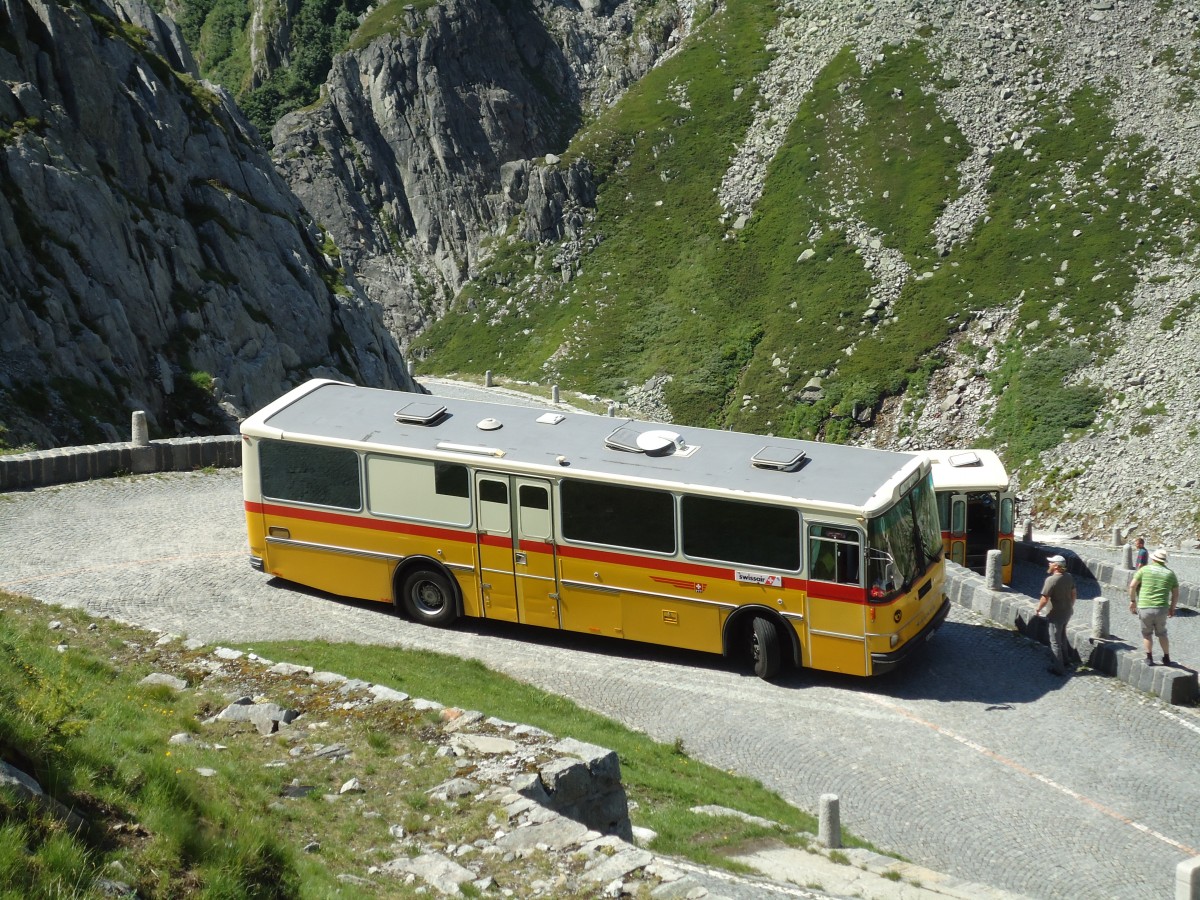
[3,470,1200,900]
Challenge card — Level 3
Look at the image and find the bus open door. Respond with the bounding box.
[998,490,1016,585]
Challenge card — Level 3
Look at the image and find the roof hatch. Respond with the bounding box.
[751,445,807,472]
[394,401,448,425]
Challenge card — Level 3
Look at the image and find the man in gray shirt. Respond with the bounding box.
[1036,554,1077,676]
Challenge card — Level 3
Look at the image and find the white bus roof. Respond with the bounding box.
[242,380,928,517]
[922,448,1010,492]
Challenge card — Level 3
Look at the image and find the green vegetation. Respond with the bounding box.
[174,0,372,137]
[0,590,868,897]
[240,637,845,867]
[415,12,1199,478]
[1162,292,1200,330]
[189,370,215,393]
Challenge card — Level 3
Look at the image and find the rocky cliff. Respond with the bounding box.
[0,0,416,448]
[270,0,687,347]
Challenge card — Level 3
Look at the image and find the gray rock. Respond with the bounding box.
[139,673,188,692]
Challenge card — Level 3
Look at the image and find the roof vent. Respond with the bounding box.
[605,425,693,457]
[476,417,502,431]
[394,401,447,425]
[948,451,982,467]
[751,445,807,472]
[636,430,686,456]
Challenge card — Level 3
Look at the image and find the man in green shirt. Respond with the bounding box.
[1129,548,1180,666]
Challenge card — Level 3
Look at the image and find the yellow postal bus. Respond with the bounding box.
[241,380,950,679]
[923,449,1016,585]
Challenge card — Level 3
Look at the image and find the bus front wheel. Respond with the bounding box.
[400,568,458,627]
[751,616,781,680]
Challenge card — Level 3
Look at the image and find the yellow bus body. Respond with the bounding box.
[242,381,951,679]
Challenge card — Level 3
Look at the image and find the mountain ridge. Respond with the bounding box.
[3,0,1199,546]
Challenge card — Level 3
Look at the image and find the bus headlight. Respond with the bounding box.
[890,634,900,648]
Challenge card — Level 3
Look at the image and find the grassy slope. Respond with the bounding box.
[1,591,864,896]
[414,0,1199,475]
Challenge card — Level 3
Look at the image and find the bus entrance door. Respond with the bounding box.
[513,478,561,629]
[474,474,560,627]
[948,492,967,567]
[475,473,519,622]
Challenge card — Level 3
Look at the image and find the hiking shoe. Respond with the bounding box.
[1163,655,1172,666]
[1145,654,1154,666]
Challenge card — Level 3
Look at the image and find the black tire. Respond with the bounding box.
[399,568,458,627]
[751,616,781,680]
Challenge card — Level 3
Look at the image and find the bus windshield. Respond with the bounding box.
[866,474,943,600]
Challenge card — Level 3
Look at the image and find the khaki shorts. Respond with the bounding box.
[1138,607,1169,639]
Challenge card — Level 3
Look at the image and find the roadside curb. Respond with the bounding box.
[947,550,1199,706]
[0,435,241,491]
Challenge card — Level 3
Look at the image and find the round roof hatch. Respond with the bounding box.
[636,430,684,455]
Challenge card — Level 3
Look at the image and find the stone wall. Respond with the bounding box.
[0,435,241,492]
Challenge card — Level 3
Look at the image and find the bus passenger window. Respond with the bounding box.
[560,479,675,553]
[518,485,551,540]
[808,525,861,586]
[261,440,361,510]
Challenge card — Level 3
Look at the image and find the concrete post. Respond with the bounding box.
[131,411,149,446]
[1112,526,1122,546]
[552,384,560,404]
[818,793,841,848]
[484,370,493,387]
[130,411,155,474]
[1177,856,1200,900]
[1122,543,1134,570]
[607,403,616,417]
[1093,597,1110,640]
[1021,520,1033,542]
[985,549,1002,591]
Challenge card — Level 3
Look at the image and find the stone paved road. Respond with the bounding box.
[3,471,1200,900]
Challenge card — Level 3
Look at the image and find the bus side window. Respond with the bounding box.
[808,525,861,586]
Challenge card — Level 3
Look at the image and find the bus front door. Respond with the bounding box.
[474,474,560,627]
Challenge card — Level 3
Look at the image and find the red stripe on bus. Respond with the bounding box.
[247,501,468,544]
[245,501,874,604]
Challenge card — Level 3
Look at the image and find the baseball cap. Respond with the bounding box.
[1151,549,1168,563]
[1047,554,1066,566]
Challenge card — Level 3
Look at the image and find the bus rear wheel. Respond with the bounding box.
[751,616,781,680]
[400,568,458,627]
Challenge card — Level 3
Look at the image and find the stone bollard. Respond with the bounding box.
[818,793,841,849]
[607,403,616,417]
[1122,543,1134,570]
[552,384,560,404]
[130,411,155,474]
[1092,597,1110,640]
[1021,521,1033,543]
[1178,856,1200,900]
[485,370,493,387]
[1112,526,1122,546]
[985,549,1002,591]
[131,411,149,446]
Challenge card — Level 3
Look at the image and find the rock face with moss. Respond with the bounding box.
[0,0,415,448]
[269,0,685,346]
